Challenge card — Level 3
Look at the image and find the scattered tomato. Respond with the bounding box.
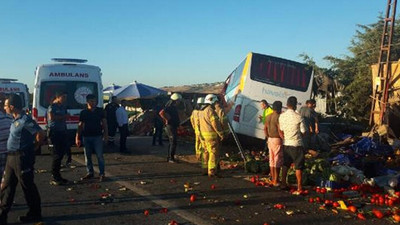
[168,220,178,225]
[348,205,357,213]
[160,208,168,213]
[357,213,366,220]
[274,204,286,209]
[144,210,150,216]
[190,194,196,203]
[393,214,400,222]
[211,184,216,190]
[372,209,384,219]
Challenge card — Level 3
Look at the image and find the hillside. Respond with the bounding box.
[160,82,224,94]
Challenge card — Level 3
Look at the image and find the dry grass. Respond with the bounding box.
[161,82,224,94]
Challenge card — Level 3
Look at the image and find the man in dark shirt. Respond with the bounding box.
[0,94,45,224]
[105,96,118,146]
[76,94,108,182]
[48,91,69,185]
[159,93,181,163]
[299,99,319,153]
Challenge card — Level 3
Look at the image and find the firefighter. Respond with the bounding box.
[190,97,205,162]
[198,94,224,177]
[190,97,207,174]
[214,97,230,137]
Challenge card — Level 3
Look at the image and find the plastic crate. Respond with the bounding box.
[320,180,350,190]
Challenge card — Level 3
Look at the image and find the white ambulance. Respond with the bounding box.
[0,78,30,112]
[32,58,103,134]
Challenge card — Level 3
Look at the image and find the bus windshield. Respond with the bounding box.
[40,81,98,109]
[225,59,246,95]
[250,53,312,92]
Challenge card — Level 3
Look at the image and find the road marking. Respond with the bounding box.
[73,156,214,225]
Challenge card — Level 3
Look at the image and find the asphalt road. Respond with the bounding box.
[4,136,395,225]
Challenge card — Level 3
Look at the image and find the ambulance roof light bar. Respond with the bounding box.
[51,58,88,63]
[0,78,18,83]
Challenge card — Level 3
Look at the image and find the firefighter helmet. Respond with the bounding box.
[204,94,218,104]
[170,93,182,101]
[196,97,205,104]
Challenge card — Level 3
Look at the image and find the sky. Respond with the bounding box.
[0,0,386,90]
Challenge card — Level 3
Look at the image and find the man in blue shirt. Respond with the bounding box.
[0,94,45,224]
[48,91,70,185]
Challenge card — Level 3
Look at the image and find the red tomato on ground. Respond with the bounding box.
[357,213,366,220]
[348,205,357,213]
[190,194,196,203]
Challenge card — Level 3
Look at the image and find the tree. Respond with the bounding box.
[307,16,400,123]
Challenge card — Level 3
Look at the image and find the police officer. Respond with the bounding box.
[0,94,45,224]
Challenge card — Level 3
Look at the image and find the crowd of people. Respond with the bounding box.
[262,97,319,195]
[0,91,320,224]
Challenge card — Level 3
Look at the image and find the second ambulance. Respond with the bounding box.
[32,58,103,139]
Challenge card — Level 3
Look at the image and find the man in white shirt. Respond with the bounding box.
[278,96,306,195]
[116,100,129,153]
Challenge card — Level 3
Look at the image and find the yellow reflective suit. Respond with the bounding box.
[198,105,224,175]
[215,104,230,137]
[190,109,203,161]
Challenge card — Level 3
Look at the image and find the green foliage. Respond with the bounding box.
[302,15,400,123]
